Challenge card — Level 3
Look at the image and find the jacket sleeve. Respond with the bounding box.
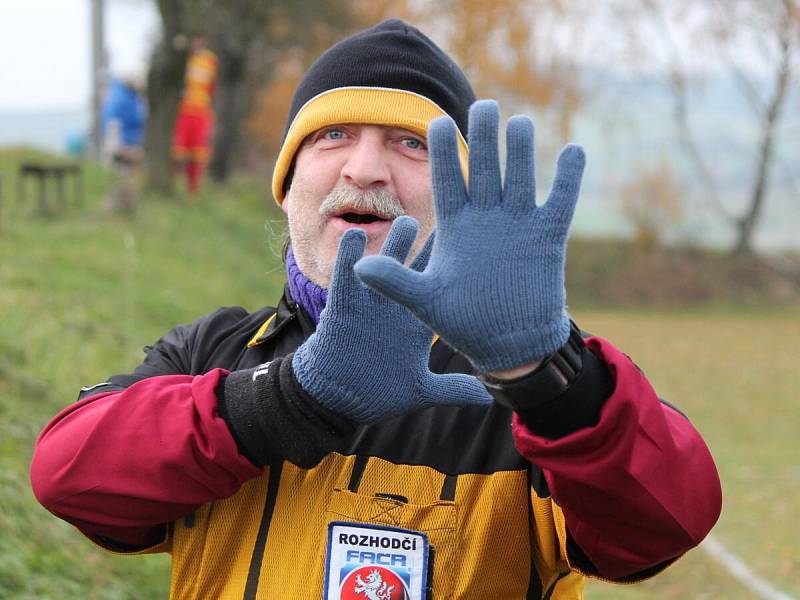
[30,371,264,550]
[512,335,722,581]
[30,313,265,551]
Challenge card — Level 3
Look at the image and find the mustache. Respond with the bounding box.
[318,184,406,220]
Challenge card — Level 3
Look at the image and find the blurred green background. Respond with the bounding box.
[1,1,799,598]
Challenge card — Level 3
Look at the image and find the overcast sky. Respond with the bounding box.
[0,0,158,110]
[0,0,786,112]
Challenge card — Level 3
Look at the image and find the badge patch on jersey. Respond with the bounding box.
[323,522,429,600]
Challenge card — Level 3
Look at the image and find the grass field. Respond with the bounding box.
[578,308,799,600]
[0,149,797,599]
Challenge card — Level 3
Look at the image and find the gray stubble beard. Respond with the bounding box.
[288,182,434,288]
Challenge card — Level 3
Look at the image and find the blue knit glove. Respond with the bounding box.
[291,216,491,423]
[354,100,585,372]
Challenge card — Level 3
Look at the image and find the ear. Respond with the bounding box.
[281,164,295,214]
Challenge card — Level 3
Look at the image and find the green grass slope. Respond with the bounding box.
[0,151,285,598]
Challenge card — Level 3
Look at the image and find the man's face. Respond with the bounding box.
[282,124,435,288]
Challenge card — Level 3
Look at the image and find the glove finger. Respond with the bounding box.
[380,215,418,263]
[354,255,434,311]
[468,100,502,209]
[410,231,435,272]
[429,115,467,221]
[330,228,367,301]
[503,115,536,212]
[423,373,493,408]
[544,144,585,225]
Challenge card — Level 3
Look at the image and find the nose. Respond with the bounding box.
[340,129,390,189]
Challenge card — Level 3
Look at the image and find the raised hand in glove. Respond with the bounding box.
[292,216,491,423]
[354,100,586,373]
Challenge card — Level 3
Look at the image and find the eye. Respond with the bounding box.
[402,137,423,150]
[323,128,345,140]
[401,136,426,151]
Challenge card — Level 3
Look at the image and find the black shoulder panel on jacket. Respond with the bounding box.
[105,306,277,389]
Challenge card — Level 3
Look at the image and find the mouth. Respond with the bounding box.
[334,209,392,225]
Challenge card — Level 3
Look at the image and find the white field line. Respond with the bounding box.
[701,534,797,600]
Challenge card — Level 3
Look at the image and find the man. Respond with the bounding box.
[101,70,147,212]
[172,35,217,194]
[31,19,721,599]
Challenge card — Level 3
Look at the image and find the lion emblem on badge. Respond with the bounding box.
[339,564,409,600]
[354,569,395,600]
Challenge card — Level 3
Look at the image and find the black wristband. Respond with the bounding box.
[514,342,613,439]
[479,322,615,439]
[479,321,584,413]
[218,354,356,468]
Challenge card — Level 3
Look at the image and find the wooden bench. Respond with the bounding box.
[17,162,83,215]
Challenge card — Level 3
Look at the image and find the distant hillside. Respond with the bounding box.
[566,238,799,307]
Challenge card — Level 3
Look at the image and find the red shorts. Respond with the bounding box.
[172,111,213,163]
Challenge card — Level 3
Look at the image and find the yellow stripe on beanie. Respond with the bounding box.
[271,86,468,204]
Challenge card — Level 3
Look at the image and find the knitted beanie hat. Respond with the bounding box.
[271,18,476,203]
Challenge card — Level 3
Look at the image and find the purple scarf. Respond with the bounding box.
[286,247,328,325]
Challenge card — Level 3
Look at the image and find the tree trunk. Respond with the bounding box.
[733,28,792,257]
[669,69,733,221]
[208,39,249,183]
[144,0,189,195]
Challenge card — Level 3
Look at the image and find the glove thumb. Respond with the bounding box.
[354,255,434,310]
[421,373,493,409]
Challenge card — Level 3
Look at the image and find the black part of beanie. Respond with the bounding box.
[281,18,476,143]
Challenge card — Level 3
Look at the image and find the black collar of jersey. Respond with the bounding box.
[248,285,316,348]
